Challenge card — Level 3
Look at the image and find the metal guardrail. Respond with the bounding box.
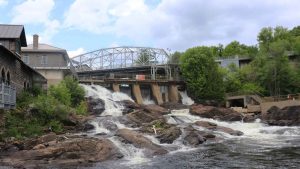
[0,82,16,109]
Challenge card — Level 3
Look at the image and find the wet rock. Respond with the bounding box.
[263,106,300,126]
[194,121,243,136]
[0,137,123,168]
[83,123,95,131]
[160,102,189,110]
[120,100,141,114]
[139,119,182,144]
[100,119,118,131]
[141,104,170,115]
[157,126,182,144]
[87,97,105,115]
[116,129,168,155]
[243,113,258,123]
[194,121,218,130]
[216,126,244,136]
[190,104,243,121]
[183,126,206,146]
[126,110,159,126]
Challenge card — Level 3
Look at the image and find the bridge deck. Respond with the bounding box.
[79,78,184,85]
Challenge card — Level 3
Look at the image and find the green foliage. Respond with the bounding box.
[48,83,71,106]
[62,76,85,107]
[75,101,88,115]
[181,46,225,101]
[48,120,63,133]
[168,51,182,64]
[3,77,87,140]
[223,41,258,58]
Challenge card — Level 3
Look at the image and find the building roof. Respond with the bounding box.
[0,24,27,46]
[22,43,66,52]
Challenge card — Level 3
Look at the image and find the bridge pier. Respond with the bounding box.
[151,84,163,105]
[132,84,143,104]
[112,83,120,92]
[168,85,179,103]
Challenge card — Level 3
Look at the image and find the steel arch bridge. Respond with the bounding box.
[71,46,170,72]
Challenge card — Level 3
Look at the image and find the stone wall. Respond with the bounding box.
[0,46,45,94]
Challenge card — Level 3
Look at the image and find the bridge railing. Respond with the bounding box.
[78,73,173,81]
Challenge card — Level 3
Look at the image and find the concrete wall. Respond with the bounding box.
[261,100,300,116]
[37,69,65,86]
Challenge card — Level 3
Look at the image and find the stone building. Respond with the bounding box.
[22,35,76,87]
[0,24,46,109]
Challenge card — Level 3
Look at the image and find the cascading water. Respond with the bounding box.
[79,84,300,169]
[81,84,132,116]
[179,91,195,105]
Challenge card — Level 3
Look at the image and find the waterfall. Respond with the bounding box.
[179,91,194,105]
[80,84,132,116]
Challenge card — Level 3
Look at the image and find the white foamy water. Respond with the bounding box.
[109,137,149,165]
[179,91,194,105]
[81,84,132,116]
[143,96,155,105]
[165,110,300,147]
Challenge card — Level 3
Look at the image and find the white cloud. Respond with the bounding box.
[64,0,148,34]
[65,0,300,51]
[68,47,86,58]
[11,0,60,43]
[0,0,7,6]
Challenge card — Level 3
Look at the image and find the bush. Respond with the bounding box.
[63,76,85,107]
[48,120,63,133]
[75,101,88,115]
[4,76,87,140]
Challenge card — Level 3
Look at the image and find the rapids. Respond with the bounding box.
[80,84,300,169]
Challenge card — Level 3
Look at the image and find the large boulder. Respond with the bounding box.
[119,100,141,114]
[190,104,243,121]
[160,102,189,110]
[195,121,243,136]
[141,104,170,115]
[126,110,161,126]
[86,97,105,115]
[140,119,182,144]
[156,126,182,144]
[263,106,300,126]
[116,129,168,156]
[0,137,123,168]
[183,126,206,146]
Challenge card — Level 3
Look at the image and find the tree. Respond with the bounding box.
[223,41,258,58]
[168,51,182,64]
[180,46,225,102]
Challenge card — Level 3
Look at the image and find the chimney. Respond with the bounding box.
[33,34,39,49]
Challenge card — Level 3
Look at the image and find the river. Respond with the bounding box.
[77,84,300,169]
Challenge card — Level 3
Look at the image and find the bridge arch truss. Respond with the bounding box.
[71,46,170,72]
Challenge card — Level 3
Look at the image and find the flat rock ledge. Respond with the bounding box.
[0,136,123,168]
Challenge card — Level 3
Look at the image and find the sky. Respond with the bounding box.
[0,0,300,58]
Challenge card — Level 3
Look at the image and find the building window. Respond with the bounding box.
[23,55,29,64]
[6,71,10,85]
[41,55,48,65]
[1,68,5,83]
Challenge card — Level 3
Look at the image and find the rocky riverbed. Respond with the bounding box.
[1,85,299,169]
